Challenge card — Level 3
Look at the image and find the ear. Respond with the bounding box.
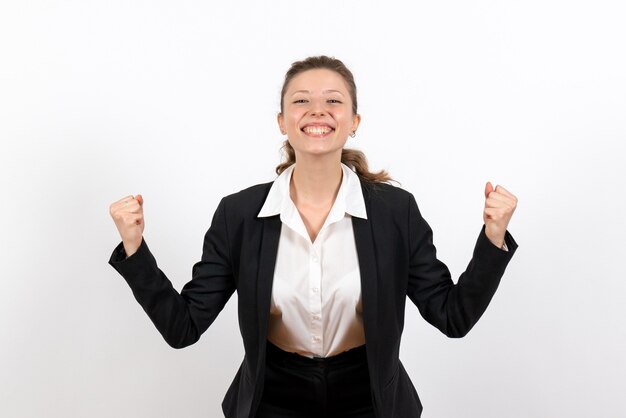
[277,112,286,135]
[351,113,361,133]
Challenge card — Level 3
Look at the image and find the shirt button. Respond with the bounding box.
[312,287,319,293]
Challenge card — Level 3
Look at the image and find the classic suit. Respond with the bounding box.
[109,179,518,418]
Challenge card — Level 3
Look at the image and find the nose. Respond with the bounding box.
[308,98,326,116]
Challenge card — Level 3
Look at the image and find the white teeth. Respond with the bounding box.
[303,126,332,135]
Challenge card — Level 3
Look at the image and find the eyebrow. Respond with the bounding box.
[291,89,345,96]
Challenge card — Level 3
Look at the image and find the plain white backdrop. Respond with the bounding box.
[1,1,625,417]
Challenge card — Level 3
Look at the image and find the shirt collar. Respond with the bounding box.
[257,163,368,220]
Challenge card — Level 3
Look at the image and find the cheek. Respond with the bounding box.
[286,121,298,133]
[286,113,302,129]
[335,112,353,129]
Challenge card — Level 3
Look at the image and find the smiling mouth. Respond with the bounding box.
[301,125,335,137]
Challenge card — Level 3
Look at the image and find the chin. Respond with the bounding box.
[294,146,344,159]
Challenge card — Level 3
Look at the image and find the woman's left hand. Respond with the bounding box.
[483,182,518,248]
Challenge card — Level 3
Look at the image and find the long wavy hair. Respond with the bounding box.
[275,55,392,183]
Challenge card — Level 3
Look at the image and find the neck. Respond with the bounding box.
[290,152,343,207]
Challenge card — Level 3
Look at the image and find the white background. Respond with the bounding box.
[1,1,625,417]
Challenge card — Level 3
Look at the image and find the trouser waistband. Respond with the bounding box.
[265,341,368,368]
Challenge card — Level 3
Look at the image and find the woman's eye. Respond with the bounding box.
[293,99,308,104]
[328,99,342,104]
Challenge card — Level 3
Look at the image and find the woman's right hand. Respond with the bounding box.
[109,194,144,257]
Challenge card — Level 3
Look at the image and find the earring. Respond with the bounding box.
[350,131,356,138]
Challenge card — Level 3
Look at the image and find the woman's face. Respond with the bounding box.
[277,68,360,160]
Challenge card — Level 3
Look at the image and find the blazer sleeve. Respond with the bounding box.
[108,198,236,348]
[406,194,518,338]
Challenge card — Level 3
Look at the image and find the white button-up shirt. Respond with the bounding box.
[257,163,368,358]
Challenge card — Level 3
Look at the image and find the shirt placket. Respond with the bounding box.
[308,239,323,356]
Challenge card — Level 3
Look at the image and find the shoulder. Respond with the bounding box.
[219,181,274,218]
[362,180,415,208]
[359,181,421,226]
[360,182,430,239]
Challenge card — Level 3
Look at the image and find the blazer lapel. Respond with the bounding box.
[352,182,380,359]
[352,216,379,325]
[256,215,282,346]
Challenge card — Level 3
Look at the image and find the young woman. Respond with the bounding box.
[109,56,518,418]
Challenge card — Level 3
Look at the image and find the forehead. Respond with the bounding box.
[286,68,350,94]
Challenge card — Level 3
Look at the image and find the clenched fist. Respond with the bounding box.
[483,183,517,249]
[109,194,144,257]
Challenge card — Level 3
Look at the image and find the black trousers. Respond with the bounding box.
[255,342,376,418]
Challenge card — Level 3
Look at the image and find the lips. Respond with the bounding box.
[301,123,335,137]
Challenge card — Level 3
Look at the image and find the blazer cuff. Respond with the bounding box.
[475,225,518,264]
[108,237,158,284]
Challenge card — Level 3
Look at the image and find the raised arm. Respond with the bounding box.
[108,196,236,348]
[406,184,518,337]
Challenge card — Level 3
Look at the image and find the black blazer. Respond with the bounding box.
[109,180,517,418]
